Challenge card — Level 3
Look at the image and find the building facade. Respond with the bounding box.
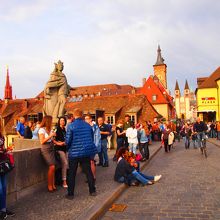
[174,80,196,120]
[196,67,220,122]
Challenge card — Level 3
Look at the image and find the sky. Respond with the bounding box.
[0,0,219,99]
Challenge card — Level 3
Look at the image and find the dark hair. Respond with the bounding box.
[116,147,128,161]
[58,116,67,127]
[125,114,130,118]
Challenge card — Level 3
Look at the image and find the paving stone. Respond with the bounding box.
[102,140,220,220]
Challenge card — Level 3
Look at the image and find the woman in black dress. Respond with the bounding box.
[53,117,68,188]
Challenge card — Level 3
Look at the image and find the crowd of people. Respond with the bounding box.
[2,110,220,219]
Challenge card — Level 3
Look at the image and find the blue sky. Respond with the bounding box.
[0,0,219,98]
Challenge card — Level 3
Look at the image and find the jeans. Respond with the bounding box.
[164,139,169,152]
[183,136,190,149]
[68,157,96,195]
[129,143,137,154]
[139,142,149,159]
[210,129,216,138]
[0,175,7,211]
[116,138,125,151]
[100,139,108,165]
[192,139,197,148]
[197,132,205,148]
[131,170,154,185]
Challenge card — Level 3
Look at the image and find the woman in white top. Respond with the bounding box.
[126,121,138,154]
[38,116,56,192]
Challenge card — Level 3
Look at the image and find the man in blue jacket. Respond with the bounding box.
[65,108,97,199]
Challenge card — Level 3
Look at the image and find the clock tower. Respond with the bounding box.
[153,45,167,89]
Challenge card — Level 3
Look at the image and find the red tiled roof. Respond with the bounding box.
[138,75,171,104]
[198,67,220,89]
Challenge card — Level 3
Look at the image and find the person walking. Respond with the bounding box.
[182,123,192,149]
[38,116,57,192]
[65,109,97,199]
[161,124,171,153]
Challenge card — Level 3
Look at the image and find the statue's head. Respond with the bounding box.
[55,60,64,72]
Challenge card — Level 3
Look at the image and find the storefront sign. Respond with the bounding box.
[201,97,216,104]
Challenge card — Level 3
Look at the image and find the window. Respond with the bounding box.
[28,114,38,122]
[106,115,115,125]
[152,95,157,101]
[130,115,135,123]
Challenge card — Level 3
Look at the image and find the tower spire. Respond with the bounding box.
[155,45,164,65]
[184,80,189,90]
[4,66,13,100]
[175,80,180,91]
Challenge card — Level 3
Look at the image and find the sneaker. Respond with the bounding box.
[90,192,97,196]
[0,211,7,220]
[97,163,102,166]
[147,181,154,185]
[63,184,68,188]
[154,175,162,182]
[6,210,15,217]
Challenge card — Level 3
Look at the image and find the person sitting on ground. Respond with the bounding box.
[114,147,162,186]
[24,120,33,139]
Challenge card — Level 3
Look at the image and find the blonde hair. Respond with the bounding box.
[73,108,83,118]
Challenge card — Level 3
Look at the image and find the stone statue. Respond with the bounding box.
[43,60,69,123]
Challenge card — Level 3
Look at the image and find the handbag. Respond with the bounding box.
[0,153,14,175]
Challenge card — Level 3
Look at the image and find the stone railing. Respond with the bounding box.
[7,143,47,204]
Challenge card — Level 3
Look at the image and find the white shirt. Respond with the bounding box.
[38,128,52,143]
[126,127,138,144]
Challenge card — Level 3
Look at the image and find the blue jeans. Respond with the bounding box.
[0,175,7,211]
[183,136,190,148]
[197,132,205,148]
[100,139,108,164]
[131,170,154,185]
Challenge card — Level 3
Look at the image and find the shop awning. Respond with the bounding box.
[196,110,216,113]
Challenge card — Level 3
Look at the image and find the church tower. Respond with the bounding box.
[4,67,13,100]
[174,80,180,118]
[153,45,167,89]
[184,80,190,119]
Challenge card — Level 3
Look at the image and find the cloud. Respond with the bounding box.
[0,0,219,98]
[0,0,56,22]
